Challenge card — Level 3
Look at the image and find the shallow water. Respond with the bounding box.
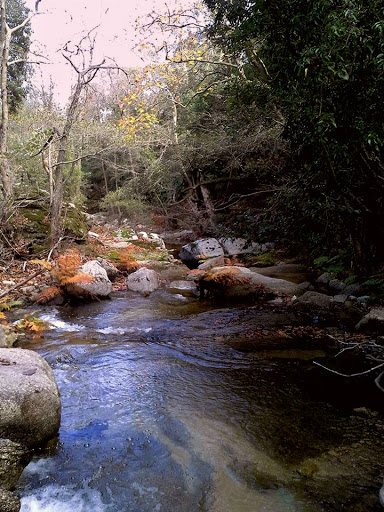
[17,292,384,511]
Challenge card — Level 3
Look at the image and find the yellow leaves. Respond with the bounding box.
[0,312,6,320]
[30,259,53,271]
[16,313,48,335]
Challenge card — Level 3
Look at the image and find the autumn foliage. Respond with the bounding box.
[32,250,95,304]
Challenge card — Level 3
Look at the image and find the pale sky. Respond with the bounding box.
[24,0,193,104]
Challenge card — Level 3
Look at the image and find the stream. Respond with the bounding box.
[16,290,384,511]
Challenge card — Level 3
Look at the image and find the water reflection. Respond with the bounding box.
[17,294,384,511]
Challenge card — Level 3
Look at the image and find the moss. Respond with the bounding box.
[63,207,88,238]
[21,207,50,234]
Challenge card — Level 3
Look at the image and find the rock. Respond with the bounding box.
[96,258,119,281]
[218,237,262,256]
[161,230,195,243]
[0,348,61,447]
[0,489,20,512]
[316,273,330,285]
[143,261,188,282]
[179,238,224,268]
[380,479,384,507]
[108,241,131,249]
[251,263,314,284]
[0,439,30,490]
[343,284,361,297]
[356,308,384,332]
[328,278,345,293]
[88,231,100,238]
[200,266,301,298]
[296,291,333,309]
[126,268,161,295]
[76,260,112,297]
[0,326,17,348]
[167,280,198,297]
[138,232,166,249]
[333,294,348,304]
[357,295,370,305]
[198,256,225,271]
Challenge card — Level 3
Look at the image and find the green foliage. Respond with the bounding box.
[204,0,384,272]
[254,251,276,267]
[2,0,32,112]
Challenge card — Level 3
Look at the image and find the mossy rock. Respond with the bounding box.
[21,207,50,235]
[62,206,88,239]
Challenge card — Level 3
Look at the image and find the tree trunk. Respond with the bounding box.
[50,76,83,243]
[0,1,13,204]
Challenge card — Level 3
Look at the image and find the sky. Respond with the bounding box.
[24,0,193,104]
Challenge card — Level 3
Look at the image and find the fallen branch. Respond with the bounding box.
[0,269,45,300]
[313,360,384,378]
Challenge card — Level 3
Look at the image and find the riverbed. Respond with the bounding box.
[16,290,384,511]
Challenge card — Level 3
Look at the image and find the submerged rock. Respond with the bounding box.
[167,280,199,297]
[126,268,161,295]
[0,349,61,447]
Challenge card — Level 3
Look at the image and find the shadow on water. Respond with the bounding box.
[16,292,384,512]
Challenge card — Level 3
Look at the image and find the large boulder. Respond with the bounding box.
[75,260,112,297]
[0,439,30,490]
[356,308,384,332]
[219,237,264,256]
[199,266,301,298]
[0,349,61,447]
[96,257,119,281]
[295,291,333,309]
[179,238,224,268]
[126,268,161,295]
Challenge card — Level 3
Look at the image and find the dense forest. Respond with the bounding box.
[1,0,384,277]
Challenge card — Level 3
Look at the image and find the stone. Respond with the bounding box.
[143,261,188,282]
[355,308,384,332]
[332,294,348,304]
[76,260,112,297]
[0,348,61,447]
[126,268,161,295]
[328,278,345,293]
[200,266,301,298]
[96,258,119,281]
[0,439,30,490]
[198,256,225,271]
[88,231,100,238]
[179,238,224,268]
[343,284,361,297]
[316,273,330,285]
[0,489,20,512]
[218,237,262,256]
[296,291,333,309]
[167,281,199,297]
[0,326,17,348]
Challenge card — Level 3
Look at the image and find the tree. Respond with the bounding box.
[0,0,35,206]
[204,0,384,270]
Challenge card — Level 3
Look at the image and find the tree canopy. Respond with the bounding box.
[204,0,384,270]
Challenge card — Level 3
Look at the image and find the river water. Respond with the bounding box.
[16,291,384,511]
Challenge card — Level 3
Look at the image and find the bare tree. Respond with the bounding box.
[48,29,125,243]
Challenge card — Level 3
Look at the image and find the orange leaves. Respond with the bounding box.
[204,267,251,287]
[34,286,62,305]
